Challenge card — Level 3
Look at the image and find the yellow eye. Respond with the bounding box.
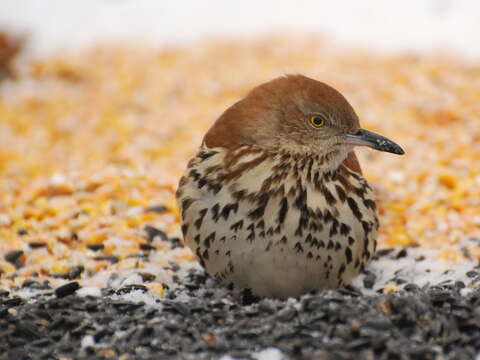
[309,115,325,128]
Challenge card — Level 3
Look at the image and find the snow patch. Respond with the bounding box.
[253,348,286,360]
[353,245,478,294]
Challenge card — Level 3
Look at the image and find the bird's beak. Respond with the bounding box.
[344,128,405,155]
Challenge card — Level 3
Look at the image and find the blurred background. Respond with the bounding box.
[1,0,480,57]
[0,0,479,284]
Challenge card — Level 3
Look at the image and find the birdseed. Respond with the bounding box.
[0,35,480,359]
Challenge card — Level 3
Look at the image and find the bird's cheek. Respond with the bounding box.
[294,137,307,146]
[293,131,317,146]
[331,134,347,146]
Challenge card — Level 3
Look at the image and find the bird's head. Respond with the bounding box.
[204,75,404,170]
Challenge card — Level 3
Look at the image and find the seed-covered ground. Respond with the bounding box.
[2,270,480,360]
[0,35,479,359]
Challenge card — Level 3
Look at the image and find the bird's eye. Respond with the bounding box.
[309,115,325,128]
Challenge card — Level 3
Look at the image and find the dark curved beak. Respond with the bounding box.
[344,129,405,155]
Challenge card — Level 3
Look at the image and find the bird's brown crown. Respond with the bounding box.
[204,75,360,154]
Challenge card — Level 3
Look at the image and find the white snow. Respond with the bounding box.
[76,286,102,298]
[109,289,162,308]
[80,334,95,348]
[353,244,479,294]
[220,348,286,360]
[252,348,286,360]
[119,274,144,287]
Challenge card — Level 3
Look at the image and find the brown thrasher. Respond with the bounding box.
[176,75,404,298]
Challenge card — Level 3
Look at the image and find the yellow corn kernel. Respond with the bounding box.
[383,285,398,293]
[0,262,16,274]
[438,173,457,189]
[387,203,405,213]
[450,234,461,244]
[127,197,147,207]
[113,221,129,233]
[409,224,425,236]
[33,196,48,208]
[88,232,108,244]
[179,252,196,262]
[23,207,40,220]
[389,229,413,246]
[102,243,116,255]
[148,283,164,297]
[126,216,143,228]
[140,213,156,222]
[92,262,109,272]
[51,262,70,275]
[416,172,428,183]
[449,196,464,212]
[434,206,447,216]
[419,203,434,212]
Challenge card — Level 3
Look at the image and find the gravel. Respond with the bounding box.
[1,267,480,360]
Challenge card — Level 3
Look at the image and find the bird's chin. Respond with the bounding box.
[316,147,351,173]
[330,141,354,155]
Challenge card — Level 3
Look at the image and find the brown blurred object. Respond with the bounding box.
[0,30,24,80]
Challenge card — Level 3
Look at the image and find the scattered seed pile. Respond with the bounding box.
[1,268,480,360]
[0,35,480,359]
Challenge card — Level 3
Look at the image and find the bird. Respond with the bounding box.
[176,75,404,299]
